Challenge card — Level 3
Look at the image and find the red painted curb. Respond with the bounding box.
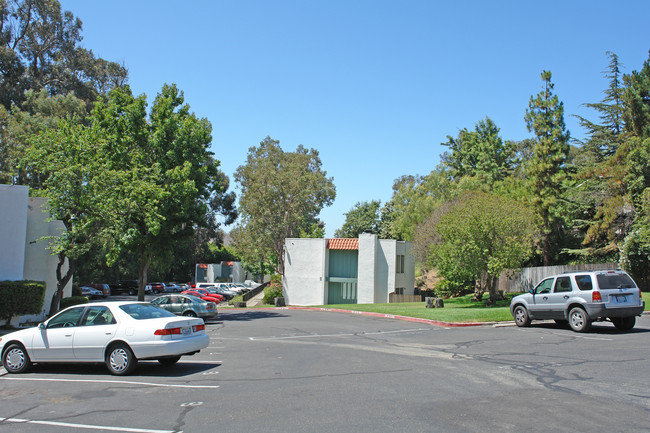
[235,306,485,327]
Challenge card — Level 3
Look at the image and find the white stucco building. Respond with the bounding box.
[0,184,72,326]
[283,233,415,306]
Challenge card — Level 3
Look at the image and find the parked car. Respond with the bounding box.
[110,280,139,296]
[212,286,237,300]
[182,289,223,304]
[90,283,111,298]
[80,286,104,299]
[165,283,182,293]
[147,282,166,294]
[220,283,246,294]
[510,269,645,332]
[151,294,218,319]
[0,301,209,375]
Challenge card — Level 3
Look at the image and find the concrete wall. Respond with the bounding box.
[357,234,377,304]
[283,238,327,306]
[0,185,29,280]
[0,188,72,326]
[375,239,393,303]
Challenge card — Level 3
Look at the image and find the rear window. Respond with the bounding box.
[120,303,176,320]
[596,273,636,290]
[575,274,593,291]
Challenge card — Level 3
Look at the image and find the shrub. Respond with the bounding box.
[263,275,284,304]
[0,280,46,325]
[60,296,89,309]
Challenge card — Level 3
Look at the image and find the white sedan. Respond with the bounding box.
[0,301,209,375]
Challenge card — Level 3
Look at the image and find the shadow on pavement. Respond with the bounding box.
[217,310,289,322]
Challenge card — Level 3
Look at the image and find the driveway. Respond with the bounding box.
[1,309,648,432]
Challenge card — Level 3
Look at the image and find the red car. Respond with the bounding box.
[182,289,223,304]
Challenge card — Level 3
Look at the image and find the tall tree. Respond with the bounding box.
[334,200,381,238]
[441,117,516,185]
[233,136,335,275]
[417,191,536,303]
[524,70,570,265]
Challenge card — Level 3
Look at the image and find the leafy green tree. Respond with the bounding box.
[233,136,335,274]
[334,200,381,238]
[441,117,516,185]
[418,191,536,303]
[93,84,235,300]
[524,70,570,265]
[24,116,105,314]
[0,0,127,109]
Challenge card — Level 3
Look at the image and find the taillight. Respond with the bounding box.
[592,291,602,302]
[193,324,205,332]
[155,327,182,335]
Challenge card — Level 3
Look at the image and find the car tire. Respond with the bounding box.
[568,307,591,332]
[106,343,137,375]
[611,316,635,331]
[158,356,181,366]
[513,305,531,327]
[2,343,32,374]
[182,311,197,317]
[129,288,136,296]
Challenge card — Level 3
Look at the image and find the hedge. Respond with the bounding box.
[0,280,46,325]
[60,296,89,309]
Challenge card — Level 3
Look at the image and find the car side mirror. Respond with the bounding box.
[529,288,535,295]
[38,322,46,330]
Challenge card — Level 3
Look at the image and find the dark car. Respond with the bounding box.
[110,280,139,296]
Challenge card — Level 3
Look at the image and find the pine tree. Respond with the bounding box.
[524,70,570,265]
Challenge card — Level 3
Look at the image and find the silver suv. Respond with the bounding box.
[510,270,645,332]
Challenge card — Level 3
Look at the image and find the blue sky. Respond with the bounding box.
[60,0,650,237]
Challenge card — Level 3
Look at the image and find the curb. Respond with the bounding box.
[229,305,488,328]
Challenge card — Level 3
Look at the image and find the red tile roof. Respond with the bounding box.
[327,238,359,250]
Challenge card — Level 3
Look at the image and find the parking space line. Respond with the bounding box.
[0,416,179,432]
[0,377,219,389]
[249,328,430,341]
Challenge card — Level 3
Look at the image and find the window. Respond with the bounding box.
[554,276,572,293]
[534,278,553,294]
[47,307,85,328]
[575,275,593,291]
[396,255,405,274]
[82,306,115,326]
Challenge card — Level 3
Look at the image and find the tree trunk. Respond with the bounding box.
[472,279,484,302]
[487,275,499,305]
[137,250,153,301]
[49,253,75,317]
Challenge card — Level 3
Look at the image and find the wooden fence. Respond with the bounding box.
[496,263,619,293]
[389,293,421,303]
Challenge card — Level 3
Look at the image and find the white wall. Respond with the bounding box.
[376,239,395,303]
[357,234,377,304]
[283,238,327,306]
[396,241,415,295]
[0,185,29,280]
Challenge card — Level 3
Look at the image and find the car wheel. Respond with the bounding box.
[611,316,635,331]
[513,305,531,327]
[568,307,591,332]
[158,356,181,366]
[2,343,32,374]
[182,311,197,317]
[106,343,137,375]
[129,288,136,296]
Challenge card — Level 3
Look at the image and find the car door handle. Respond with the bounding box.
[542,296,548,301]
[563,295,570,299]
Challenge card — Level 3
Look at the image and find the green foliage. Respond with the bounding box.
[524,70,570,265]
[59,296,89,310]
[0,281,46,324]
[334,200,381,238]
[422,191,536,303]
[263,275,284,304]
[233,136,335,274]
[441,117,517,185]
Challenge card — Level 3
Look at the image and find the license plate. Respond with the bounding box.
[181,327,192,335]
[614,295,628,303]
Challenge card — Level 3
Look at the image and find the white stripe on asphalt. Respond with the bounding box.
[0,417,180,433]
[0,377,218,389]
[249,328,430,341]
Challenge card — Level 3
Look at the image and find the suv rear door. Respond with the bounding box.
[546,275,573,319]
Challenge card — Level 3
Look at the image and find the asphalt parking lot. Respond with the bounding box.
[1,308,649,433]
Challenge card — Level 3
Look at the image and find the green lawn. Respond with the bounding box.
[315,292,650,323]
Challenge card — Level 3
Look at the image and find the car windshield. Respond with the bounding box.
[119,303,176,319]
[596,273,636,290]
